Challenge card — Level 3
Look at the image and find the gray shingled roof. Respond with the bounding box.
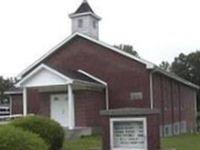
[74,1,94,14]
[4,87,22,95]
[47,65,100,84]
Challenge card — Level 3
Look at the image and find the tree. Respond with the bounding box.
[171,51,200,85]
[171,51,200,111]
[159,61,171,71]
[0,77,15,104]
[114,44,139,57]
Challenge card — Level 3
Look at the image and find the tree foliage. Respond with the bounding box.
[171,51,200,85]
[0,76,15,104]
[114,44,139,57]
[159,61,171,71]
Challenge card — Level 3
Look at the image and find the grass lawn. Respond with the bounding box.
[161,133,200,150]
[62,135,102,150]
[62,134,200,150]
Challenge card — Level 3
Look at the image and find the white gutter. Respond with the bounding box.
[78,69,109,110]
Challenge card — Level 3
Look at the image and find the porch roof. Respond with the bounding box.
[4,87,23,95]
[15,64,105,88]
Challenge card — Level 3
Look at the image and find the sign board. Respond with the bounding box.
[110,118,147,150]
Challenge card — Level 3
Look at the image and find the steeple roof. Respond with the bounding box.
[74,0,94,14]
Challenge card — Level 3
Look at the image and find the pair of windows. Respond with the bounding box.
[78,19,97,28]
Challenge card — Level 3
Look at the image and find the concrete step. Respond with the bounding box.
[65,127,96,140]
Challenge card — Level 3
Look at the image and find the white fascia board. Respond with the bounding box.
[69,12,102,20]
[78,69,109,110]
[4,91,22,95]
[17,34,78,79]
[77,33,155,69]
[17,32,155,78]
[78,69,107,86]
[16,64,73,87]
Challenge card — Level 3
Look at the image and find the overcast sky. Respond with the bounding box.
[0,0,200,77]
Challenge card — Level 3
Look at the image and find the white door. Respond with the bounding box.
[50,94,68,127]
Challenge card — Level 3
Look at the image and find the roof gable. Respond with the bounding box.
[17,32,199,89]
[18,32,154,78]
[16,64,73,87]
[16,63,105,89]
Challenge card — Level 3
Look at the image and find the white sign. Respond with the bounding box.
[110,118,147,150]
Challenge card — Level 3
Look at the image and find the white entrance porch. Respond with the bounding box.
[16,64,105,130]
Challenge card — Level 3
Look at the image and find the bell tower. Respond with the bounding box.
[69,0,101,40]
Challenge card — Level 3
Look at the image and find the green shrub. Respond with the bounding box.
[11,116,65,150]
[0,125,48,150]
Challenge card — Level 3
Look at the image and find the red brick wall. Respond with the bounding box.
[11,94,23,115]
[43,36,151,109]
[153,73,197,135]
[37,92,50,117]
[27,89,50,117]
[147,115,160,150]
[74,90,105,127]
[180,85,197,131]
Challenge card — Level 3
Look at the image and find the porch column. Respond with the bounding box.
[68,84,75,130]
[23,87,27,116]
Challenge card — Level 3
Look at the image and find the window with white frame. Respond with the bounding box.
[110,117,147,150]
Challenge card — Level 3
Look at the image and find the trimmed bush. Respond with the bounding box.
[11,116,65,150]
[0,125,48,150]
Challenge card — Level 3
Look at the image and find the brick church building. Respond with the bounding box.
[6,0,198,138]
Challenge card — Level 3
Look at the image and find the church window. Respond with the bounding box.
[78,19,83,28]
[93,20,97,29]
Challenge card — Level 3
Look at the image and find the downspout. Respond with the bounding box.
[105,85,109,110]
[78,69,109,110]
[150,71,154,109]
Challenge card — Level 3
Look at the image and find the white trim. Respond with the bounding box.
[76,33,154,69]
[78,69,109,109]
[69,12,102,20]
[17,32,154,79]
[78,69,107,86]
[17,33,80,78]
[16,64,73,87]
[110,117,148,150]
[4,91,22,95]
[16,32,198,90]
[68,84,75,130]
[150,72,153,109]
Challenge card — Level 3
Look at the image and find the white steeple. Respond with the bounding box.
[69,0,101,40]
